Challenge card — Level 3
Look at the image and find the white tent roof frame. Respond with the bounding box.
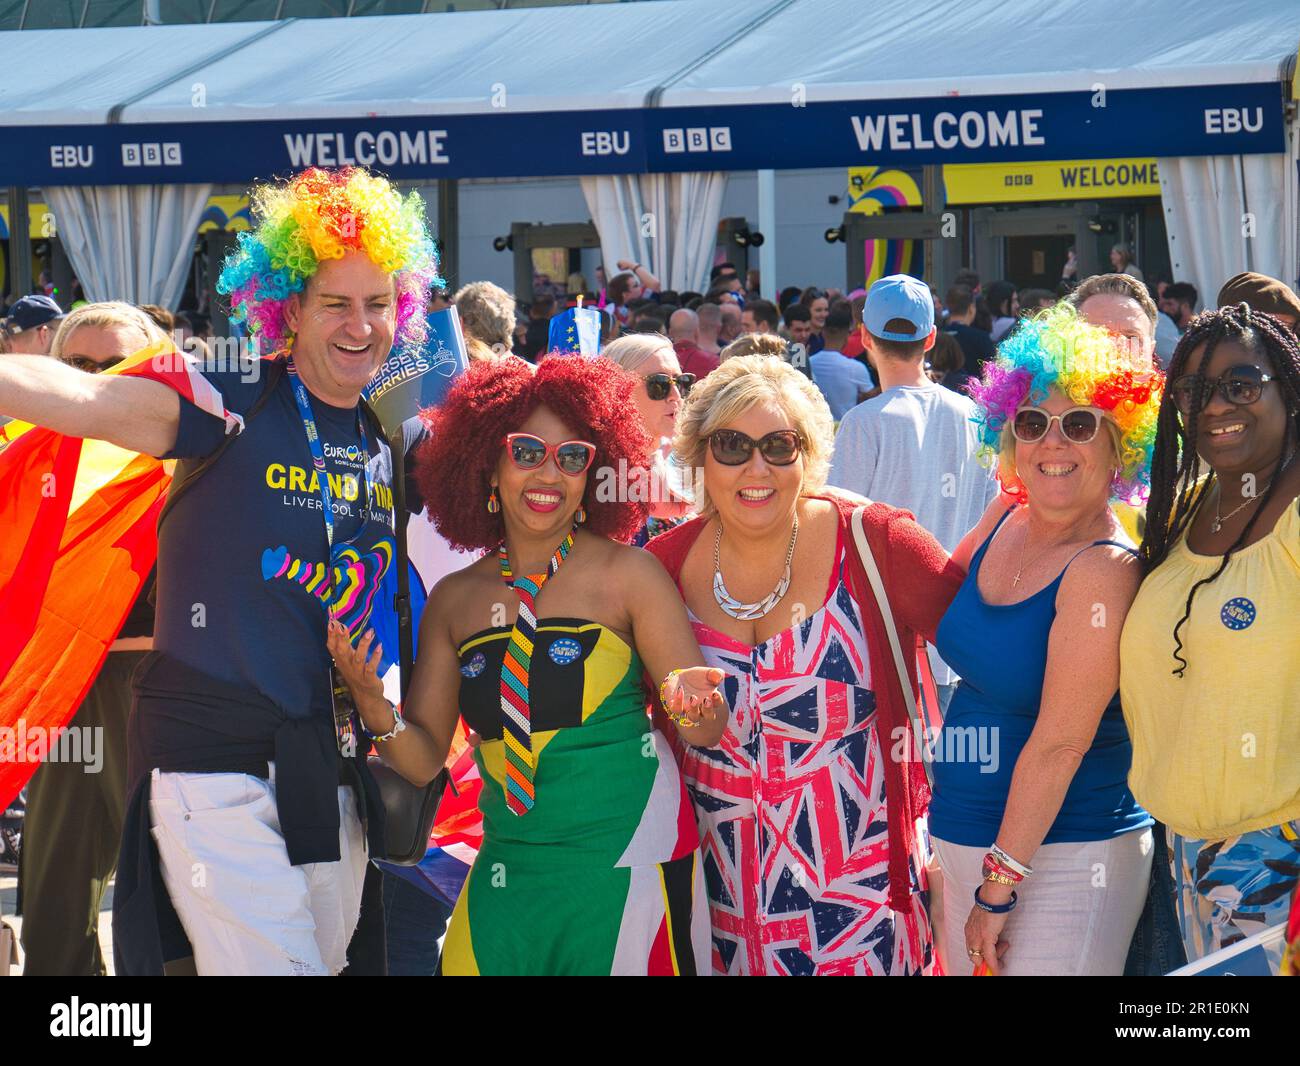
[2,0,1295,128]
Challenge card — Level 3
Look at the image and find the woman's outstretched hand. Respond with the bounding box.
[662,666,728,747]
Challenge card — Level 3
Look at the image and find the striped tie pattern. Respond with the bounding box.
[498,526,576,816]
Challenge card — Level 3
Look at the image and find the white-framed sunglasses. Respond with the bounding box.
[1011,405,1109,445]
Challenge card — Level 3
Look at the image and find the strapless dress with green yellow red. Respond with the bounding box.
[440,618,709,975]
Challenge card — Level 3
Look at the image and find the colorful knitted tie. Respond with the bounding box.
[498,526,576,816]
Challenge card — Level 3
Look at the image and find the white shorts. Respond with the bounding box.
[148,763,368,976]
[932,829,1153,976]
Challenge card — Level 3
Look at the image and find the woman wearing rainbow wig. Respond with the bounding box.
[929,304,1163,975]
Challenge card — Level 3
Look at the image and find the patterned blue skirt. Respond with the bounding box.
[1172,819,1300,974]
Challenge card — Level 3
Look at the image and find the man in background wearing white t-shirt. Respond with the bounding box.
[828,274,998,714]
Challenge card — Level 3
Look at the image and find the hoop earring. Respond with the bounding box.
[486,488,500,514]
[575,504,587,524]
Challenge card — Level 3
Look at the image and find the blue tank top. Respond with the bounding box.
[928,507,1151,847]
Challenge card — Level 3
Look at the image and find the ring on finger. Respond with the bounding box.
[967,948,983,958]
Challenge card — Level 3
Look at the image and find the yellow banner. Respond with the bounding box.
[196,194,251,233]
[1,194,250,240]
[943,158,1161,204]
[0,203,55,240]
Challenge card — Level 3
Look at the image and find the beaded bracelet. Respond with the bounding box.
[973,886,1018,914]
[990,843,1033,878]
[983,869,1018,888]
[658,669,697,729]
[362,700,407,743]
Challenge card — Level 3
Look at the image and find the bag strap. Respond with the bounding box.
[917,637,943,738]
[849,506,935,789]
[370,406,415,703]
[371,410,454,800]
[156,357,288,534]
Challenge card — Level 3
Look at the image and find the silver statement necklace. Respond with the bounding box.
[712,518,799,620]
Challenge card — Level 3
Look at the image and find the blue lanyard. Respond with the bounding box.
[286,358,376,568]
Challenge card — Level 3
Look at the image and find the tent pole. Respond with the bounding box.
[8,187,33,302]
[922,165,943,288]
[436,179,459,291]
[757,168,777,299]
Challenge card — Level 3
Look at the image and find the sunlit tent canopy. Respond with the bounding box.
[1,0,1296,298]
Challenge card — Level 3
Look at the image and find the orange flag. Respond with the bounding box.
[0,342,244,807]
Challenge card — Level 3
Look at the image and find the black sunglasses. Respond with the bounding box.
[1170,364,1275,413]
[644,373,695,401]
[708,429,803,466]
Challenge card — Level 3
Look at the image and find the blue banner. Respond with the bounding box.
[648,84,1285,172]
[363,305,468,437]
[364,305,467,705]
[3,82,1284,187]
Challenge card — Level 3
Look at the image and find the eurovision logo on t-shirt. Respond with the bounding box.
[260,538,394,638]
[364,305,468,437]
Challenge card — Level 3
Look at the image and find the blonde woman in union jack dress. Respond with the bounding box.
[647,355,965,975]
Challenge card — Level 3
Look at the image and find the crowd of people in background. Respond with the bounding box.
[1,165,1298,979]
[7,239,1241,416]
[459,242,1300,427]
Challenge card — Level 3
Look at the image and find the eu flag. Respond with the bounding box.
[547,305,602,357]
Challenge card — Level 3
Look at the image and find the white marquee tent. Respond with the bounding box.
[2,0,1297,303]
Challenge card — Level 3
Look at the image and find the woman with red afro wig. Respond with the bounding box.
[333,354,729,975]
[416,354,652,550]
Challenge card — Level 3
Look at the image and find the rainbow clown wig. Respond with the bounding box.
[217,166,440,356]
[968,303,1164,505]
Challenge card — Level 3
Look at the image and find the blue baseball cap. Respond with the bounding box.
[4,294,64,333]
[864,274,934,342]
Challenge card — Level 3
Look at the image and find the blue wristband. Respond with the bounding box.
[973,886,1017,914]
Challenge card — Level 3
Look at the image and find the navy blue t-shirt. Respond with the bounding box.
[944,323,997,377]
[157,364,424,719]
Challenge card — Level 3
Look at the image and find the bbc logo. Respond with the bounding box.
[121,143,183,166]
[662,127,731,153]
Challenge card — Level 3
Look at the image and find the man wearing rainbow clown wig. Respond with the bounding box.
[0,166,439,974]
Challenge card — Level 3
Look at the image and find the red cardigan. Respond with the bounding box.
[646,492,964,912]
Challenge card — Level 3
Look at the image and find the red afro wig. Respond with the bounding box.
[417,354,653,551]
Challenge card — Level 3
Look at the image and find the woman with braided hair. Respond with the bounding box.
[1120,302,1300,972]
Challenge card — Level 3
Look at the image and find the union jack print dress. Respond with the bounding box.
[675,541,933,975]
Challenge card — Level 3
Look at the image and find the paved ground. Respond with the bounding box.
[0,870,116,976]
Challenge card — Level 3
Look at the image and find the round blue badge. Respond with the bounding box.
[1220,597,1256,630]
[548,637,583,666]
[460,650,487,678]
